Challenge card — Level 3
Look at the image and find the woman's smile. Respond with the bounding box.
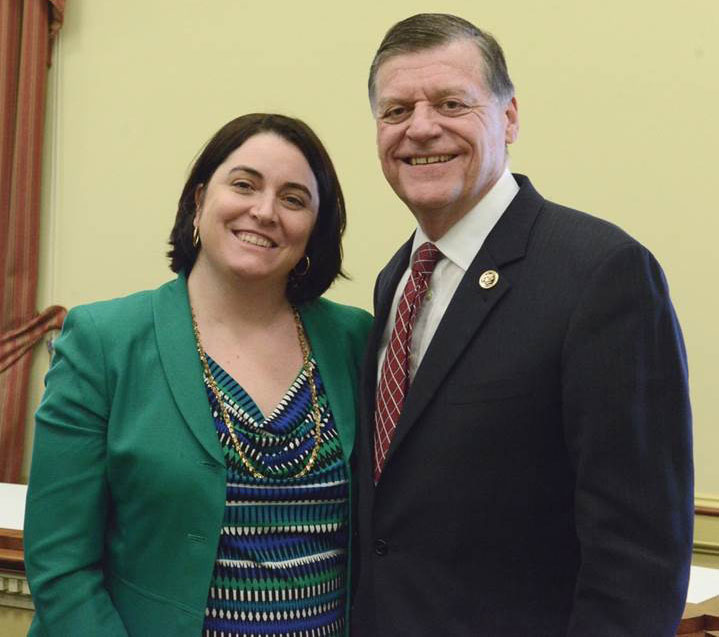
[232,230,277,248]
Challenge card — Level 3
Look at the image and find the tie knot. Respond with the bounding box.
[411,242,442,277]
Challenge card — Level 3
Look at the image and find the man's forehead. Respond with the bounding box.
[374,40,487,102]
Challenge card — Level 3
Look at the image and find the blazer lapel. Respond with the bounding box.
[381,175,544,471]
[153,275,224,466]
[299,301,356,461]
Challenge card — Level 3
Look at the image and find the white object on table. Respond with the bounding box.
[687,565,719,604]
[0,482,27,530]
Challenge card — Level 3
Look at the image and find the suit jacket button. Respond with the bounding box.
[374,539,389,556]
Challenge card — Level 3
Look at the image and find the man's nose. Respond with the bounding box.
[405,103,441,140]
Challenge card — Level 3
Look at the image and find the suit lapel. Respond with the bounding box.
[153,275,224,466]
[363,238,414,434]
[380,175,545,472]
[372,237,414,348]
[299,301,356,461]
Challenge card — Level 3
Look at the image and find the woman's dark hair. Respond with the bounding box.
[167,113,347,304]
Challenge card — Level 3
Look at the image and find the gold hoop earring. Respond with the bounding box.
[192,226,200,248]
[293,255,310,277]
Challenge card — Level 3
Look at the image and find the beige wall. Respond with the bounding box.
[0,607,33,637]
[22,0,718,507]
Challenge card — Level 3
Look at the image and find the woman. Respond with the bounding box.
[24,113,372,637]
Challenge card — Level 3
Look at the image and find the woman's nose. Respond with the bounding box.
[249,194,277,224]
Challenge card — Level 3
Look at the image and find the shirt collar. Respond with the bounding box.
[411,169,520,271]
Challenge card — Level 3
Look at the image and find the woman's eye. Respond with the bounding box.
[232,180,254,191]
[283,195,305,208]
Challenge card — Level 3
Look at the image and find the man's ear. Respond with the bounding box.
[505,96,519,145]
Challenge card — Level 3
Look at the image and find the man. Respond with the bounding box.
[351,13,693,637]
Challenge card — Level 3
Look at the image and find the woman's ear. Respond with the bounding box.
[193,184,205,223]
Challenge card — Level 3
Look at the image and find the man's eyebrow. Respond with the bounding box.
[227,166,313,202]
[375,96,410,110]
[376,87,472,110]
[431,87,472,99]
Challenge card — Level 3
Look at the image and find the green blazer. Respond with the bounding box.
[24,276,372,636]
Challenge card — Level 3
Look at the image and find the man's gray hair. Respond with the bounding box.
[368,13,514,107]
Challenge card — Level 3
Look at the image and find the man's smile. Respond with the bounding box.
[403,154,457,166]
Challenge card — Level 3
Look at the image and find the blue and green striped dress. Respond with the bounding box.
[201,354,349,637]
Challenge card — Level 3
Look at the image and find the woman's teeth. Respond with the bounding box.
[235,231,274,248]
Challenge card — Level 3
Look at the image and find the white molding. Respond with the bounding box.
[0,574,33,610]
[694,541,719,557]
[696,493,719,512]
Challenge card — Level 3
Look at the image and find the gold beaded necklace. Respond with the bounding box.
[191,307,323,479]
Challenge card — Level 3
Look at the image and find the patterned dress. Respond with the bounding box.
[202,354,349,637]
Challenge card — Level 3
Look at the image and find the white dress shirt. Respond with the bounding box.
[377,169,520,383]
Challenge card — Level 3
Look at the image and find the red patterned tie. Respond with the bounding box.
[374,242,442,483]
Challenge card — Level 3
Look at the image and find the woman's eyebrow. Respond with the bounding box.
[284,182,313,202]
[228,165,262,178]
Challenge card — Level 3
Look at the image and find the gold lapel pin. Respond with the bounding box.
[478,270,499,289]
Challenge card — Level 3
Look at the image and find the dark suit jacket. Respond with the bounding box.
[25,275,372,637]
[351,175,693,636]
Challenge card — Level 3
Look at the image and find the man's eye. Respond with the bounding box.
[381,106,411,124]
[437,100,471,116]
